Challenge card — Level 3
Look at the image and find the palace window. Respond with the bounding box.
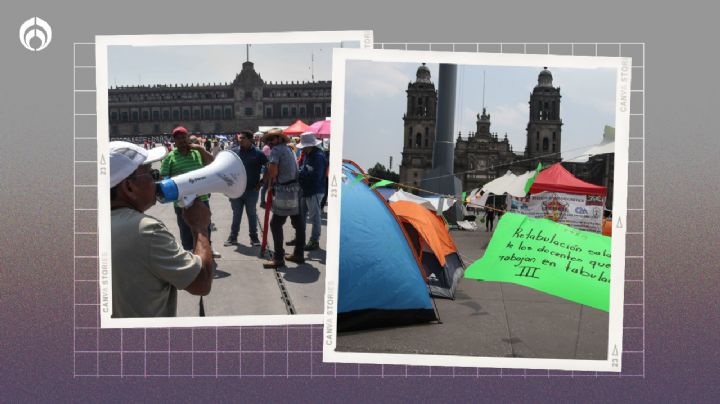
[142,111,149,121]
[314,106,322,116]
[225,107,233,119]
[265,106,273,117]
[299,107,306,116]
[416,133,422,147]
[132,111,139,121]
[153,111,160,121]
[193,110,201,120]
[291,107,297,116]
[110,112,117,121]
[172,110,180,120]
[203,109,211,120]
[542,137,549,152]
[121,112,129,121]
[214,109,222,120]
[183,110,190,120]
[245,107,253,116]
[162,111,170,121]
[282,107,289,117]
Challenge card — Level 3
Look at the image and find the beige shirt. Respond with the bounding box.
[111,208,201,317]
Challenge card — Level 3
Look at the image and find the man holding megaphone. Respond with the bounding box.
[109,141,214,317]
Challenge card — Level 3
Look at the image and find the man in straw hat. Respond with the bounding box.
[261,128,305,268]
[109,141,214,317]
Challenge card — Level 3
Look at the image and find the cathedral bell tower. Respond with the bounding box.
[526,67,562,168]
[399,63,437,187]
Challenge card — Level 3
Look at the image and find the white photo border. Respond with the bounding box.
[96,30,374,328]
[323,48,631,372]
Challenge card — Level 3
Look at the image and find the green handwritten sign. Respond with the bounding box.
[464,212,612,311]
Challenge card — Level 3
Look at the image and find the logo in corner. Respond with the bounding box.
[19,17,52,52]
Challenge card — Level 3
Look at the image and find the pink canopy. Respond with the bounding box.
[283,119,310,135]
[308,119,331,139]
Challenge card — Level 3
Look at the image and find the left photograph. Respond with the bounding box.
[95,31,373,327]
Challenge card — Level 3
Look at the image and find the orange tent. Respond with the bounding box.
[283,119,310,135]
[389,200,465,298]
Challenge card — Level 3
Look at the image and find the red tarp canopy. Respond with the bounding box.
[529,163,607,196]
[283,119,310,135]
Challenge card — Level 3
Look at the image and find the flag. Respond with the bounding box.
[524,162,543,194]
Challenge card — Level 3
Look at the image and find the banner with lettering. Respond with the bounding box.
[508,192,605,233]
[464,212,611,311]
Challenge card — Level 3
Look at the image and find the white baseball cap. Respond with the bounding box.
[109,141,167,187]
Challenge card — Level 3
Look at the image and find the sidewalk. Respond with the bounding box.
[145,185,326,317]
[336,227,609,360]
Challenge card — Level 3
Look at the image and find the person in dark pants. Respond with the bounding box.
[262,128,305,268]
[296,132,327,251]
[224,130,267,247]
[484,208,496,232]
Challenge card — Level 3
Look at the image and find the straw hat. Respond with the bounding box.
[261,127,289,143]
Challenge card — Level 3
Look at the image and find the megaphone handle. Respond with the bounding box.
[178,194,197,208]
[260,189,273,256]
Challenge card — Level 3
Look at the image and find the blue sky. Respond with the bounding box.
[107,42,355,87]
[343,61,617,171]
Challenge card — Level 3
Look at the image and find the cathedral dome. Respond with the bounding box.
[416,63,431,83]
[536,67,554,88]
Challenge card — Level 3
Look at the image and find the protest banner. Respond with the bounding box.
[465,212,611,311]
[508,192,605,233]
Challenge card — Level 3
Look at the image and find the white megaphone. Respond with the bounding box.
[156,150,247,207]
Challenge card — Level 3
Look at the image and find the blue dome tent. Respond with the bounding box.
[338,161,438,331]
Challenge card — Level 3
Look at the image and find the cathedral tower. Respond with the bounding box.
[525,67,562,167]
[399,63,438,187]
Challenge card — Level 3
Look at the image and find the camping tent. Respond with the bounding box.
[338,161,438,331]
[389,201,465,298]
[529,163,607,196]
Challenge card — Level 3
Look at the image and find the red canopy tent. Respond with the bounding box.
[529,163,607,196]
[283,119,310,135]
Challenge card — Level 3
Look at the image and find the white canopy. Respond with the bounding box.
[388,189,454,213]
[477,170,535,198]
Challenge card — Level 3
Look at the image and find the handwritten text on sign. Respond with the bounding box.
[464,212,611,311]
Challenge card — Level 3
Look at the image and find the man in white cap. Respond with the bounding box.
[109,141,214,317]
[295,132,327,251]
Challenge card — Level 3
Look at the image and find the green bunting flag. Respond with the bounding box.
[462,191,467,201]
[524,162,543,194]
[464,212,612,311]
[352,173,365,184]
[370,179,395,189]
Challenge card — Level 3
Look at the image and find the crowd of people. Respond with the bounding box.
[109,126,328,318]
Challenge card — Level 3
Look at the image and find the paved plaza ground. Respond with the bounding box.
[336,226,609,360]
[144,165,326,317]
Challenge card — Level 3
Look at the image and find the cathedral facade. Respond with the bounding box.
[399,65,563,191]
[107,60,331,138]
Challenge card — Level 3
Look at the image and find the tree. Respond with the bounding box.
[367,163,400,184]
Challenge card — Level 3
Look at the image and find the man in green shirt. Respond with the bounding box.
[160,126,217,254]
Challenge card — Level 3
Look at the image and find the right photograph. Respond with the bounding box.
[324,48,631,372]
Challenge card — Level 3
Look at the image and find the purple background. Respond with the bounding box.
[2,1,719,401]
